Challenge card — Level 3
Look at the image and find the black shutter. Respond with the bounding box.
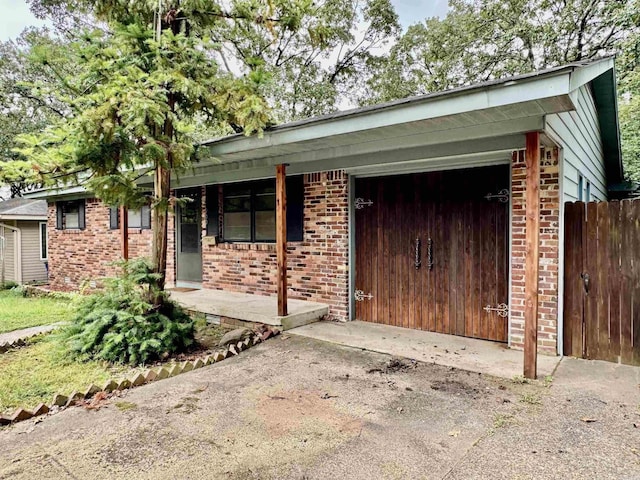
[286,176,304,242]
[109,207,119,230]
[78,200,86,230]
[206,185,219,237]
[141,205,151,229]
[56,203,63,230]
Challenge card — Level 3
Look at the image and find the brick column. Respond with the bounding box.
[510,148,560,354]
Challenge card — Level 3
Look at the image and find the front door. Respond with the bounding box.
[354,165,509,342]
[176,188,203,284]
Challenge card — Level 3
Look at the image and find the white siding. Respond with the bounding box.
[1,225,16,283]
[17,221,48,283]
[546,85,608,202]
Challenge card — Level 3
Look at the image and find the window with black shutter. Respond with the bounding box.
[56,200,86,230]
[214,176,304,243]
[109,205,152,229]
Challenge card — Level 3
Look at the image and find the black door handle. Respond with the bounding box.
[415,237,421,269]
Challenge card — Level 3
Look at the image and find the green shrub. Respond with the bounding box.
[59,259,194,365]
[0,281,19,291]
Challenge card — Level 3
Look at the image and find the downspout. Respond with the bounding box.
[0,222,22,284]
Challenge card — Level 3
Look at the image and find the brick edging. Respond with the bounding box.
[0,331,274,426]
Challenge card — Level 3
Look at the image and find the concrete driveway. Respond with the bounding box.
[1,336,638,479]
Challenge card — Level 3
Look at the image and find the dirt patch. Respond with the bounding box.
[366,357,418,374]
[430,379,483,397]
[254,390,363,439]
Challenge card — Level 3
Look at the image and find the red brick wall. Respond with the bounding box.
[47,198,153,290]
[189,171,350,321]
[510,148,560,354]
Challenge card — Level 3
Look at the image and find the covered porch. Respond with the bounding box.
[169,288,329,330]
[156,58,619,379]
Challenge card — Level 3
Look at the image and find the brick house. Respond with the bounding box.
[32,58,625,371]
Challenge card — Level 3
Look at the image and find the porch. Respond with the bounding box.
[169,288,329,330]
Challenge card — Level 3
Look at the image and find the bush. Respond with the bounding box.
[0,281,19,291]
[59,259,194,365]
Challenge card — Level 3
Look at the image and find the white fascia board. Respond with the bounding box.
[568,58,615,92]
[0,215,48,221]
[24,185,88,200]
[207,74,572,157]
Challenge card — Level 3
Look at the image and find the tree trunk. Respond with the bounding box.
[151,163,171,295]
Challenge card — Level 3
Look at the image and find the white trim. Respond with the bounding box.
[39,222,48,261]
[207,75,573,157]
[0,222,21,284]
[0,215,47,221]
[557,147,566,356]
[348,174,356,321]
[507,153,514,348]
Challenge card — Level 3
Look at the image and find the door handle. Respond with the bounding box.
[581,273,590,294]
[414,237,421,269]
[427,238,434,270]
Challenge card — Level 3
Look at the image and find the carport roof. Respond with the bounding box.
[26,57,623,199]
[198,56,621,183]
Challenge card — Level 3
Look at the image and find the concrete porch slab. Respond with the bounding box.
[169,289,329,330]
[289,320,561,380]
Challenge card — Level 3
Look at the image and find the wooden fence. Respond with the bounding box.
[563,200,640,365]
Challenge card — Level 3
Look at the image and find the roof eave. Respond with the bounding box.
[0,215,48,221]
[590,65,624,184]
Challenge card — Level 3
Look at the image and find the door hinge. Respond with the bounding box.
[354,198,373,209]
[484,189,510,203]
[354,290,374,301]
[483,303,509,317]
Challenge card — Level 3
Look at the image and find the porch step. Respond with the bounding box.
[169,289,329,330]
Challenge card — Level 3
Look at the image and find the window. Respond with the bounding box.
[586,181,591,202]
[109,206,151,229]
[218,177,304,243]
[39,222,47,261]
[56,200,86,230]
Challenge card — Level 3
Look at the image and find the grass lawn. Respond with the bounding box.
[0,336,135,414]
[0,290,74,334]
[0,321,228,415]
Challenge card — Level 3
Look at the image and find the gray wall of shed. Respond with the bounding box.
[17,220,47,283]
[1,223,16,283]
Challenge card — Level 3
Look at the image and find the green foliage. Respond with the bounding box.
[0,28,73,198]
[366,0,640,180]
[59,259,194,365]
[218,0,400,121]
[0,281,19,291]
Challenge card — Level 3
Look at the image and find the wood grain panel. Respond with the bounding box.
[355,165,509,342]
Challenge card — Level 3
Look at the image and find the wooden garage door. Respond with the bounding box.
[354,166,509,342]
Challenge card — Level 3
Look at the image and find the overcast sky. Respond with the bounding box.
[0,0,450,42]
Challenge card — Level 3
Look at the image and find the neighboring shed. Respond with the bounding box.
[0,198,49,285]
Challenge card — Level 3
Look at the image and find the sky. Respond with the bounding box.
[0,0,450,42]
